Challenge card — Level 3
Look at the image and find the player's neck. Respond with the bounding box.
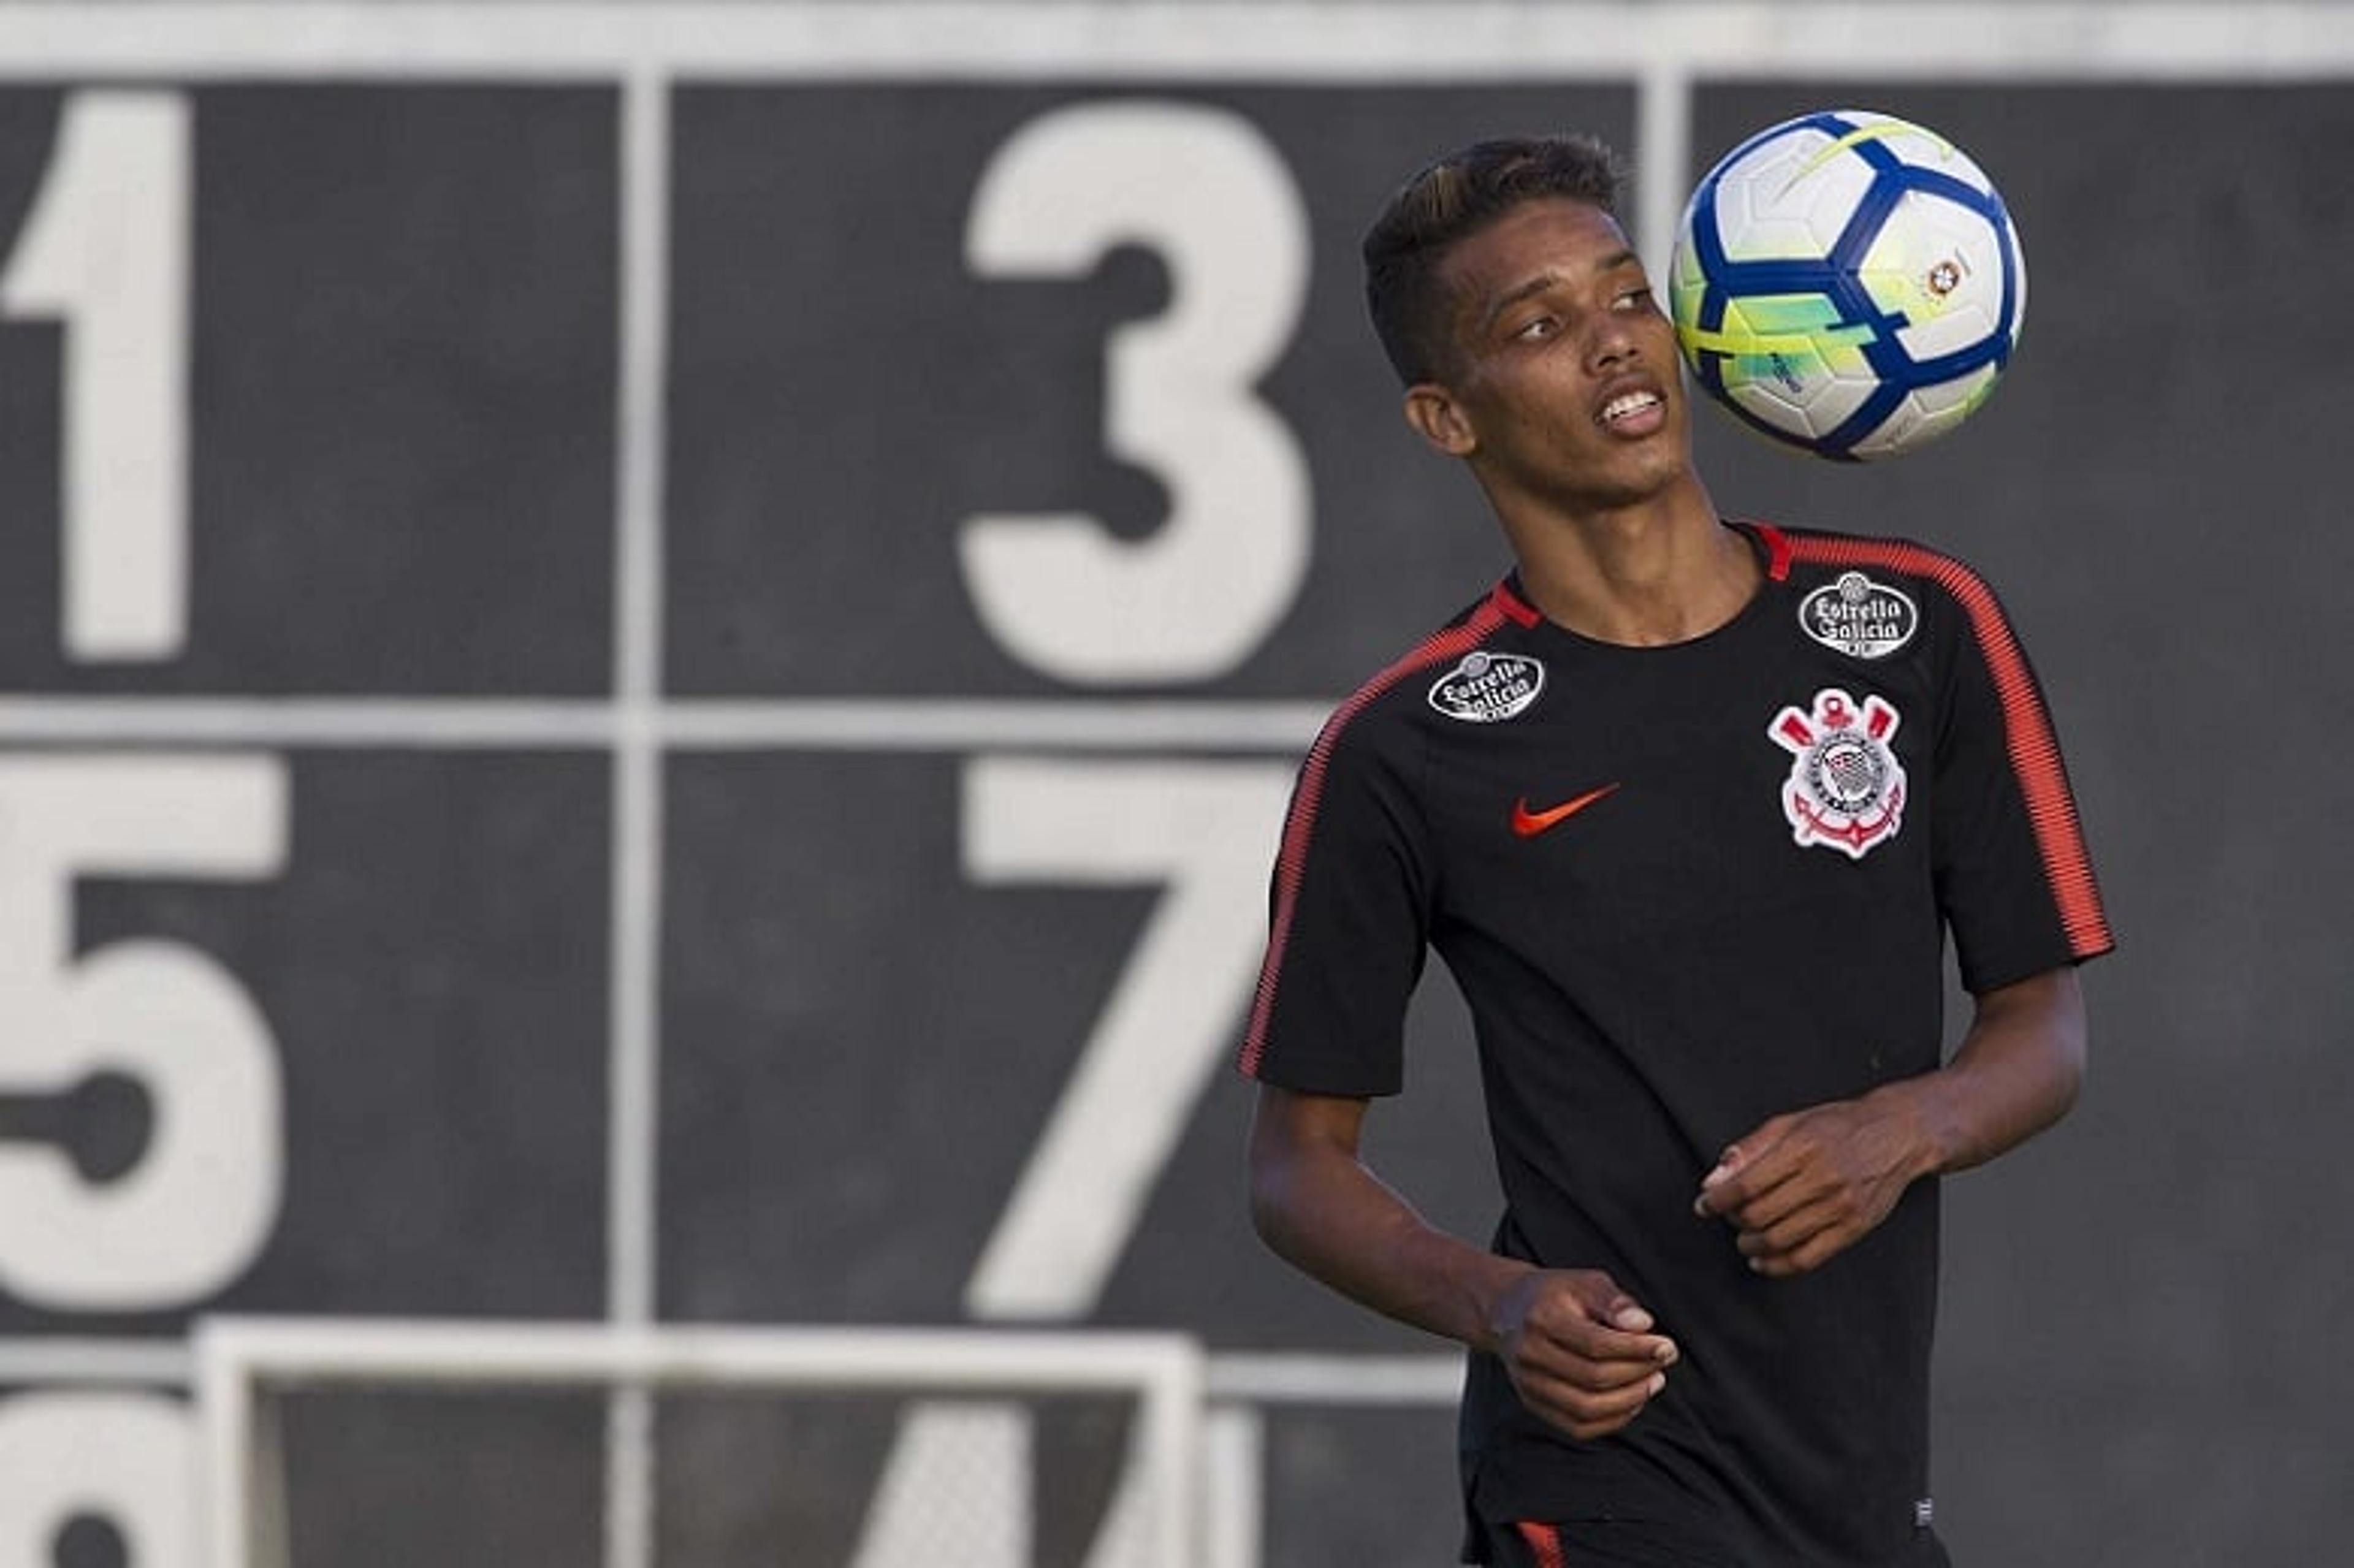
[1504,485,1759,647]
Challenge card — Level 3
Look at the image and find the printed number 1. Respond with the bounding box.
[2,91,193,662]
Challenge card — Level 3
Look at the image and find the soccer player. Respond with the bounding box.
[1239,134,2112,1567]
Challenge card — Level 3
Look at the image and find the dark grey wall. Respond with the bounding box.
[0,29,2345,1568]
[1686,82,2354,1568]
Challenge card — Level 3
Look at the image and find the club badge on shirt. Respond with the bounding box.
[1768,687,1907,858]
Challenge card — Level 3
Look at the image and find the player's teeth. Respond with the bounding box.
[1601,393,1658,424]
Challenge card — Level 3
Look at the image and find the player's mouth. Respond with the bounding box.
[1596,386,1667,436]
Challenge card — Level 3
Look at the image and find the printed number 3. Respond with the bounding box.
[961,99,1314,685]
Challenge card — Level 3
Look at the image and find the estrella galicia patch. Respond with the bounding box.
[1427,651,1545,723]
[1799,571,1918,660]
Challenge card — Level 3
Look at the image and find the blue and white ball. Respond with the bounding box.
[1669,110,2027,462]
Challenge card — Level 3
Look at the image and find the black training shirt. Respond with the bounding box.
[1242,522,2112,1567]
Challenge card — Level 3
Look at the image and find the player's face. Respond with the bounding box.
[1419,198,1694,512]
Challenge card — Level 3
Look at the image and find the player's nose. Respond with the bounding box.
[1586,316,1641,371]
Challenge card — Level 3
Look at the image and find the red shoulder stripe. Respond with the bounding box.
[1515,1522,1570,1568]
[1237,595,1513,1078]
[1782,533,2114,957]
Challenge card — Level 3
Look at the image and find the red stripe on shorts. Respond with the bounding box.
[1515,1521,1569,1568]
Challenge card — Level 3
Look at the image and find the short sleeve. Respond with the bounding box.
[1237,710,1434,1097]
[1927,566,2116,994]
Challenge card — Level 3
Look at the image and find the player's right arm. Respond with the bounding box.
[1243,640,1675,1439]
[1247,1083,1678,1441]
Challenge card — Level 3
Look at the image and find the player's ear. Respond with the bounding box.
[1403,382,1477,457]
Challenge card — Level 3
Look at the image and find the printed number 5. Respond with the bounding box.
[0,756,286,1309]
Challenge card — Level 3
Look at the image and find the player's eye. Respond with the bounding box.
[1512,313,1560,341]
[1615,287,1655,311]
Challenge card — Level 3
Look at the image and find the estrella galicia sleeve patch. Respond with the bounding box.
[1799,571,1918,659]
[1426,652,1545,723]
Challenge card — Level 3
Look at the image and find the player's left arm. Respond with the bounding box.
[1692,964,2086,1277]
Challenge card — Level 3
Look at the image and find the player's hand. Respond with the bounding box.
[1693,1092,1933,1276]
[1487,1268,1678,1441]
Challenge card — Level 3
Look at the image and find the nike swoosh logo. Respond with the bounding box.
[1510,783,1621,838]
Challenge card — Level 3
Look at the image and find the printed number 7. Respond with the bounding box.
[961,755,1293,1318]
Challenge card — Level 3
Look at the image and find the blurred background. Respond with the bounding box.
[0,2,2348,1565]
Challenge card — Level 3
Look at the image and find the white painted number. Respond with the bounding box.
[959,755,1293,1317]
[2,91,194,662]
[853,758,1290,1568]
[880,100,1316,1568]
[0,755,287,1308]
[962,100,1313,685]
[0,1393,196,1568]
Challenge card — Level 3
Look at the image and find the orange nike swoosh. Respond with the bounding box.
[1510,783,1621,838]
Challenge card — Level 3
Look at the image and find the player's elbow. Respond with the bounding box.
[2050,1029,2087,1118]
[1244,1131,1302,1256]
[1243,1084,1373,1260]
[1246,1178,1287,1257]
[2019,965,2090,1120]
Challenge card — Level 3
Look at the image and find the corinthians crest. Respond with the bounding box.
[1769,687,1907,858]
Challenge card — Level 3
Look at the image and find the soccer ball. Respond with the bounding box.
[1669,109,2026,461]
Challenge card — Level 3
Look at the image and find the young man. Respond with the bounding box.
[1240,134,2112,1567]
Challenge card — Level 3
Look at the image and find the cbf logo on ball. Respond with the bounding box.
[1428,652,1545,723]
[1769,687,1907,858]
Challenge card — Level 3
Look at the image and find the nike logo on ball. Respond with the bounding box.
[1510,783,1621,838]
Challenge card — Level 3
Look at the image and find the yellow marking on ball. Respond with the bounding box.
[1778,120,1956,201]
[1677,319,1877,358]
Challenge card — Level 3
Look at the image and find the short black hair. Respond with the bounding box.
[1362,133,1628,385]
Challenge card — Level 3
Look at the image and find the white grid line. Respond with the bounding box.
[1635,64,1693,281]
[0,1338,192,1387]
[603,63,670,1568]
[608,57,668,1360]
[0,1333,1461,1406]
[0,4,2347,79]
[0,698,1336,752]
